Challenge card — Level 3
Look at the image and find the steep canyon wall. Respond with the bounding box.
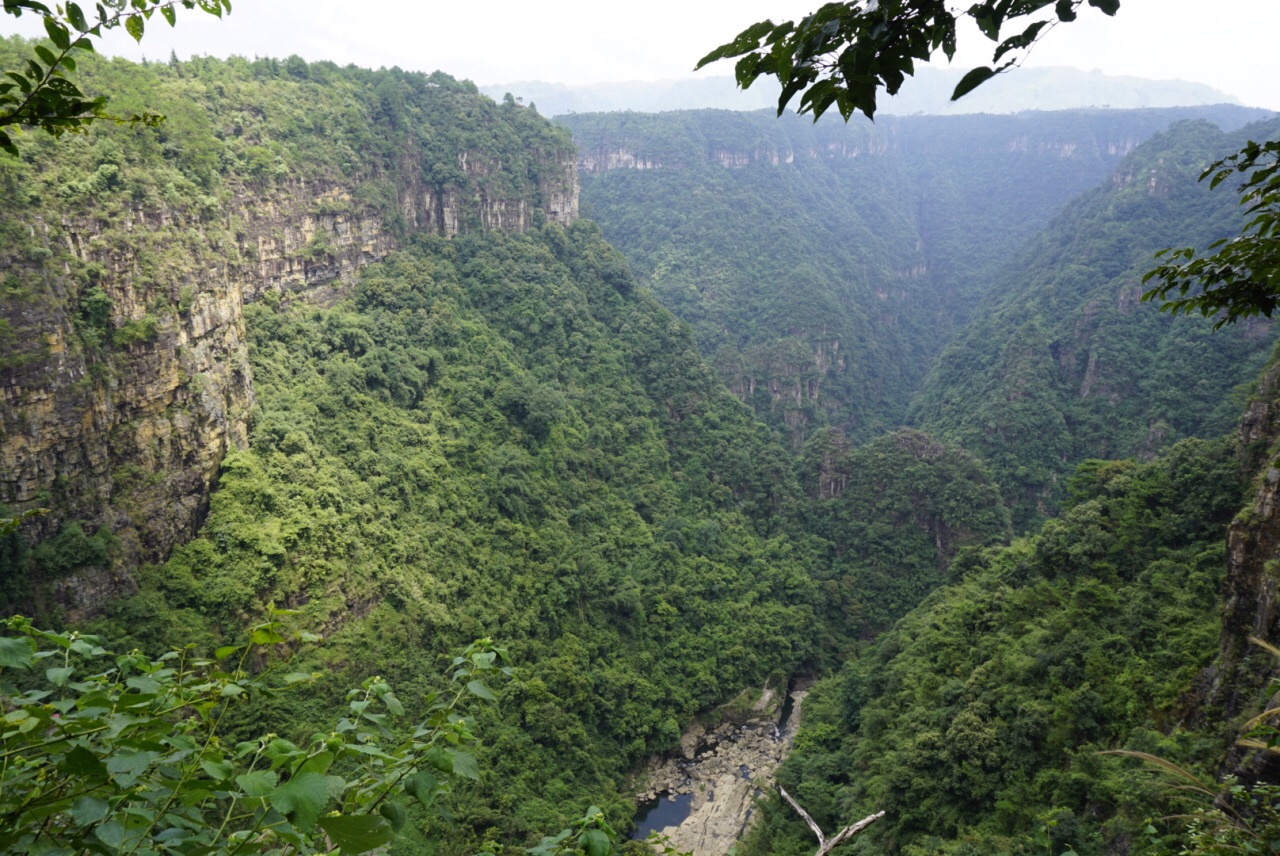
[0,60,576,612]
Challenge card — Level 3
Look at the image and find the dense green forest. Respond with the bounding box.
[744,437,1249,855]
[800,428,1010,649]
[911,119,1280,529]
[561,106,1267,448]
[5,33,1280,856]
[99,224,825,847]
[565,109,1278,531]
[0,41,824,852]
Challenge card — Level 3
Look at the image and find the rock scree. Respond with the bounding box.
[632,684,808,855]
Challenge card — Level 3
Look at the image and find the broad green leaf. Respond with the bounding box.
[59,745,108,781]
[403,770,438,807]
[379,801,408,832]
[250,626,285,645]
[200,759,234,781]
[297,750,334,776]
[124,13,144,42]
[66,2,89,30]
[70,796,110,826]
[95,821,125,849]
[382,691,404,715]
[0,637,34,669]
[43,16,71,49]
[126,676,160,693]
[316,815,395,855]
[5,71,33,94]
[269,772,339,831]
[466,680,496,702]
[106,749,157,782]
[951,65,997,100]
[580,828,610,856]
[450,750,480,781]
[235,770,278,797]
[161,5,176,25]
[213,646,237,660]
[46,666,73,685]
[425,746,453,775]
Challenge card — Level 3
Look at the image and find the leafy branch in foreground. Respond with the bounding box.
[695,0,1120,121]
[0,612,510,855]
[0,0,231,155]
[1143,139,1280,328]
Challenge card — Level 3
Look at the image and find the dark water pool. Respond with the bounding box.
[630,792,695,840]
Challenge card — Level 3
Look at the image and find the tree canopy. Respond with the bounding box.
[696,0,1120,122]
[1143,139,1280,327]
[0,0,230,155]
[701,0,1280,327]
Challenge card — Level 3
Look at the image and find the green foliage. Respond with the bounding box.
[562,106,1262,447]
[744,437,1242,855]
[1145,138,1280,327]
[0,0,231,155]
[1178,781,1280,855]
[522,806,619,856]
[101,223,820,849]
[0,37,576,377]
[29,520,116,574]
[0,613,511,855]
[802,428,1010,646]
[911,119,1279,529]
[112,313,159,346]
[696,1,1118,121]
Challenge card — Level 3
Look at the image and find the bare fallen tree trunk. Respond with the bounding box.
[779,786,885,856]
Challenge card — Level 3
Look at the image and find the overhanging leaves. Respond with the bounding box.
[699,0,1120,120]
[316,815,395,854]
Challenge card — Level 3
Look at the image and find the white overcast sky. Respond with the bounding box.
[4,0,1279,110]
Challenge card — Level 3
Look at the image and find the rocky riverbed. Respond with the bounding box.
[633,685,808,855]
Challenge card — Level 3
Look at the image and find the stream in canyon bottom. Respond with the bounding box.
[630,683,808,855]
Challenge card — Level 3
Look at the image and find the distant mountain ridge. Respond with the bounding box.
[484,66,1245,118]
[560,105,1272,448]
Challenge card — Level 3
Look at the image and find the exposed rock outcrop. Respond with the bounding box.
[1213,357,1280,725]
[634,686,807,856]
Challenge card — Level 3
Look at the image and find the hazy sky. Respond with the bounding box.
[4,0,1279,110]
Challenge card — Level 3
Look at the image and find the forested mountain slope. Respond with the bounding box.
[0,44,821,851]
[800,428,1010,649]
[744,434,1247,856]
[91,223,824,849]
[560,106,1267,446]
[7,36,1280,856]
[0,40,577,605]
[910,118,1280,529]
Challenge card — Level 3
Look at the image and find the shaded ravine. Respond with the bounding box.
[632,685,808,855]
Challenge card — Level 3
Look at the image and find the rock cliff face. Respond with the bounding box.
[1213,356,1280,724]
[1,115,577,615]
